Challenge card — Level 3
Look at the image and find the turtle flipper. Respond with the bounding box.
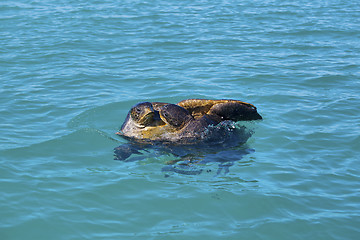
[177,99,262,121]
[114,143,143,161]
[207,101,262,121]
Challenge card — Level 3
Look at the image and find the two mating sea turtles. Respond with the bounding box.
[117,99,262,143]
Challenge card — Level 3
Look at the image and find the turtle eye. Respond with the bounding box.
[135,107,141,113]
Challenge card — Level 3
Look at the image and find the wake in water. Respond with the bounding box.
[114,121,256,176]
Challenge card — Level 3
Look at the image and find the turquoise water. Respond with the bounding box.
[1,0,360,239]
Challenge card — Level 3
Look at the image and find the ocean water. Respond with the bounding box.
[1,0,360,239]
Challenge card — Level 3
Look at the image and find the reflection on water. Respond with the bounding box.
[114,122,256,176]
[161,148,255,177]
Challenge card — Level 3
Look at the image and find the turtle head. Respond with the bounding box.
[118,102,165,137]
[160,104,192,129]
[130,102,160,127]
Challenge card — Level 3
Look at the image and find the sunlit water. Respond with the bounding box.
[1,0,360,239]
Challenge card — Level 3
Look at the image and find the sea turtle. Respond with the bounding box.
[114,99,261,174]
[117,99,262,143]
